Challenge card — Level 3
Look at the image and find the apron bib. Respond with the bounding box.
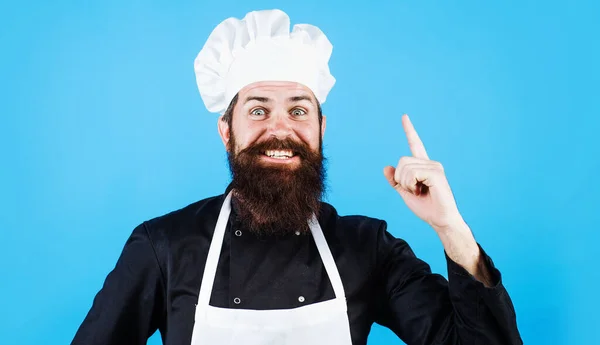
[190,192,353,345]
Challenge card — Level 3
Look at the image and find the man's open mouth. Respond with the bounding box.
[263,149,296,160]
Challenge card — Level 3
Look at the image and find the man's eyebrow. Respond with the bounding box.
[243,95,315,105]
[288,95,315,105]
[243,96,271,104]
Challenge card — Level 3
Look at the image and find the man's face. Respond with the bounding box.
[217,81,328,235]
[218,81,326,165]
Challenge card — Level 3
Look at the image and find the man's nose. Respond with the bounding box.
[267,110,292,138]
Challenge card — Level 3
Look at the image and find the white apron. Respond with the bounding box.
[190,192,353,345]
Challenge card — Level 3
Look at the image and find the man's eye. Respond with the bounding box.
[291,108,306,116]
[250,108,266,116]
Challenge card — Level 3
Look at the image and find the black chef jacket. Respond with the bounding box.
[71,188,522,345]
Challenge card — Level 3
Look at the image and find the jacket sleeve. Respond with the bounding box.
[71,223,166,345]
[373,223,522,345]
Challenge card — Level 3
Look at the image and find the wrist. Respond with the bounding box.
[436,219,480,268]
[432,217,470,235]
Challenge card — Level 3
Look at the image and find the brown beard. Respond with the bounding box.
[227,134,326,236]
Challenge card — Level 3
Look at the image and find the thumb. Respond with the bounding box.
[383,166,398,188]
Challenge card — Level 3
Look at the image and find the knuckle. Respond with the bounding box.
[399,156,411,165]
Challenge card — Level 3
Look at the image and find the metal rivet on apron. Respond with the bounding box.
[234,297,241,304]
[298,296,305,303]
[295,231,300,236]
[235,230,242,236]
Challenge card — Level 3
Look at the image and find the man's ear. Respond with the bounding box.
[217,116,231,151]
[321,114,327,139]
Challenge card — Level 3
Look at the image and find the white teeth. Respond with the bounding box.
[265,149,293,158]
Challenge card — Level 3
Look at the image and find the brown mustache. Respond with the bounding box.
[238,137,314,159]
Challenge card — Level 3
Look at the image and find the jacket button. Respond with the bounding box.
[298,296,305,303]
[234,297,241,304]
[235,230,242,237]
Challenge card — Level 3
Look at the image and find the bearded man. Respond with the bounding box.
[71,9,522,345]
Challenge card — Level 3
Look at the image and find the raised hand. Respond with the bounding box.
[383,114,463,232]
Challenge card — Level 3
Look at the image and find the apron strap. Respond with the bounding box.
[197,192,233,307]
[309,214,346,300]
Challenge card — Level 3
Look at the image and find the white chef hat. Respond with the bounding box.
[194,9,336,114]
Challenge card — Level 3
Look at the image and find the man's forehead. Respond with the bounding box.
[239,81,315,100]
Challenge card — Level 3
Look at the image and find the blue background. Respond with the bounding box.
[1,1,598,344]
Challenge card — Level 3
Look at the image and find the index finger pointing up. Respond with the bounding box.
[402,114,429,159]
